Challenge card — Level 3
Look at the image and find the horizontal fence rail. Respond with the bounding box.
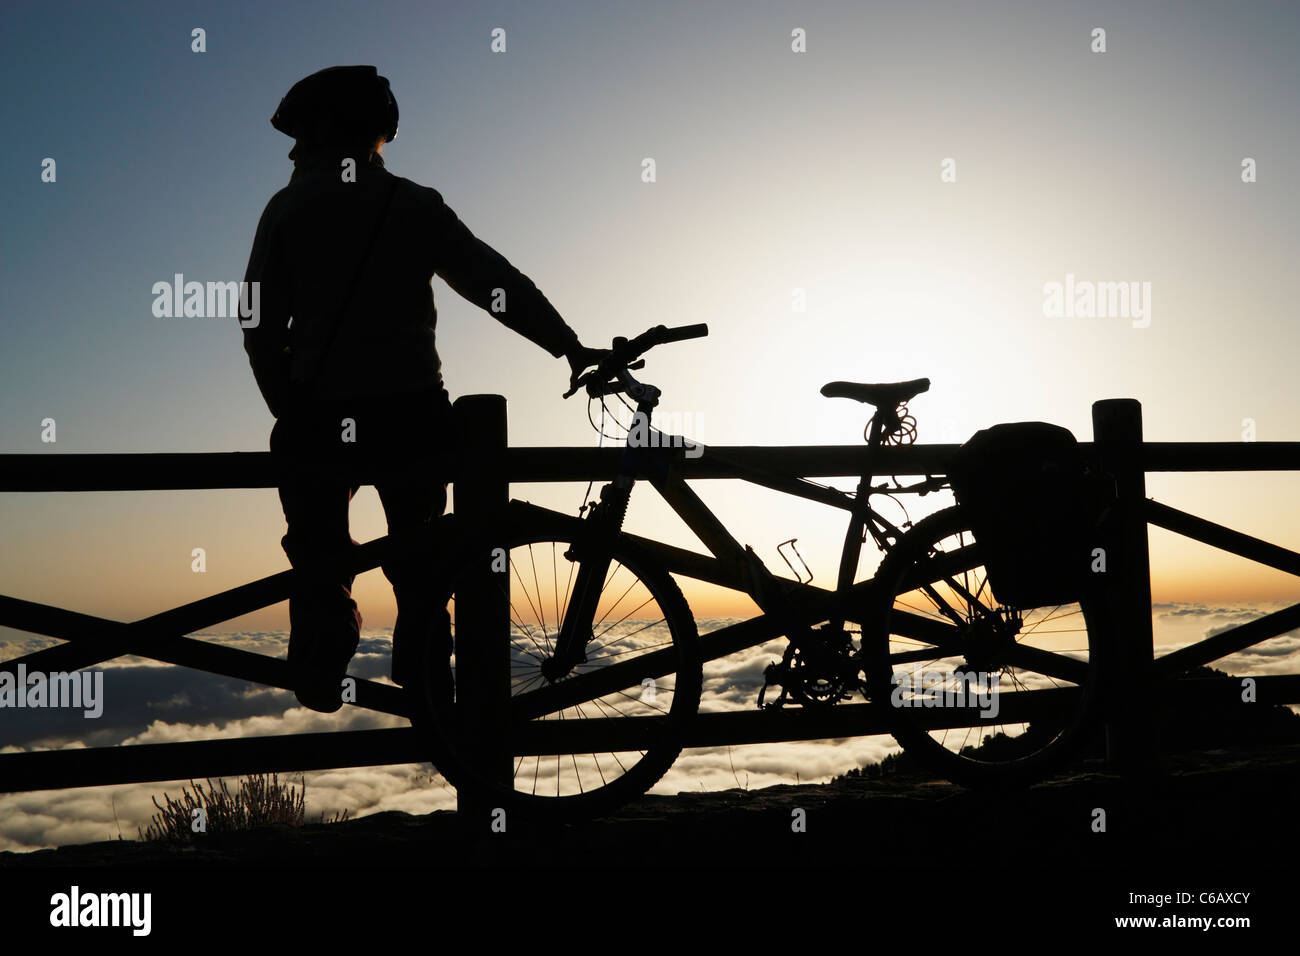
[4,676,1299,794]
[6,441,1300,492]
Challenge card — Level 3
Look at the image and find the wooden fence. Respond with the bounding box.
[2,396,1299,808]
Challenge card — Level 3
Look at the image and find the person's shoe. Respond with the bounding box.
[293,668,347,713]
[288,590,362,713]
[392,622,454,723]
[390,620,415,688]
[429,661,455,708]
[391,604,451,688]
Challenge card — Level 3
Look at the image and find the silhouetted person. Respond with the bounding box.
[242,66,602,712]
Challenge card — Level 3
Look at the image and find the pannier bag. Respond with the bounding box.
[946,422,1097,609]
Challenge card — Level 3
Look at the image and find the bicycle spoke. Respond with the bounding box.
[426,529,698,807]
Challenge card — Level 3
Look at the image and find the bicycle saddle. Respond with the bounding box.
[820,378,930,407]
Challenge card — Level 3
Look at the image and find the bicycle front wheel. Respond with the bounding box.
[861,506,1106,787]
[409,524,701,820]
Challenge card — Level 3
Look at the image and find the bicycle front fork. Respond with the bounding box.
[543,478,632,681]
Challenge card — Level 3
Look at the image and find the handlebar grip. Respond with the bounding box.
[658,323,709,344]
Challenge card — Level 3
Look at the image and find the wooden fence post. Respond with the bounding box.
[452,395,512,820]
[1091,398,1157,775]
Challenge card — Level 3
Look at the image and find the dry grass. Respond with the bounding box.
[138,773,349,842]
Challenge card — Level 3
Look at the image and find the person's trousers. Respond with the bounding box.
[269,386,457,687]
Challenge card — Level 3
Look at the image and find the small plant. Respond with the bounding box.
[138,773,349,842]
[726,746,749,791]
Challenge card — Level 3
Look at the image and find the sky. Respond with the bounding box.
[2,0,1299,626]
[1,0,1299,847]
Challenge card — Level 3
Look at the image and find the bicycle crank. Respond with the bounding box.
[758,628,859,709]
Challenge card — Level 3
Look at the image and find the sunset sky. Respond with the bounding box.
[1,1,1299,847]
[4,0,1298,632]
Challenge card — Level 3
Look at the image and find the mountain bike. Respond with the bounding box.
[407,324,1109,819]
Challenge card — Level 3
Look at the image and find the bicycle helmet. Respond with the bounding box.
[270,65,399,144]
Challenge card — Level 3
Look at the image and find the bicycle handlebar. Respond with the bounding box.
[564,323,709,398]
[656,323,709,345]
[612,323,708,365]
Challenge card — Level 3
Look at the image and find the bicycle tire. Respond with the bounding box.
[861,505,1107,787]
[407,515,702,821]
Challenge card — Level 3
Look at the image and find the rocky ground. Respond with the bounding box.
[4,743,1297,870]
[4,744,1292,939]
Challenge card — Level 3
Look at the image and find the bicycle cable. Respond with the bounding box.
[577,398,606,515]
[586,395,631,443]
[578,393,645,514]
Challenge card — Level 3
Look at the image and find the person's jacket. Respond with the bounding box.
[241,146,579,416]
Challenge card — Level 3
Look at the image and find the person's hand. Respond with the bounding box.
[565,343,609,397]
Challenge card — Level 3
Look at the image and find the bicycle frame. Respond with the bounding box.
[545,373,947,685]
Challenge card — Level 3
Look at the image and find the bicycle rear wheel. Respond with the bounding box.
[861,506,1106,786]
[408,521,701,821]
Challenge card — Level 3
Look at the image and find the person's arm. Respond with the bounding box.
[429,190,594,370]
[241,199,293,417]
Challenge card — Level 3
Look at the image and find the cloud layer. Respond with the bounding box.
[2,606,1298,851]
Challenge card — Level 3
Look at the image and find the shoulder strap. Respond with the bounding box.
[305,173,400,395]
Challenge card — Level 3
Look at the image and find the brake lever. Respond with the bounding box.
[563,370,593,399]
[563,359,647,399]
